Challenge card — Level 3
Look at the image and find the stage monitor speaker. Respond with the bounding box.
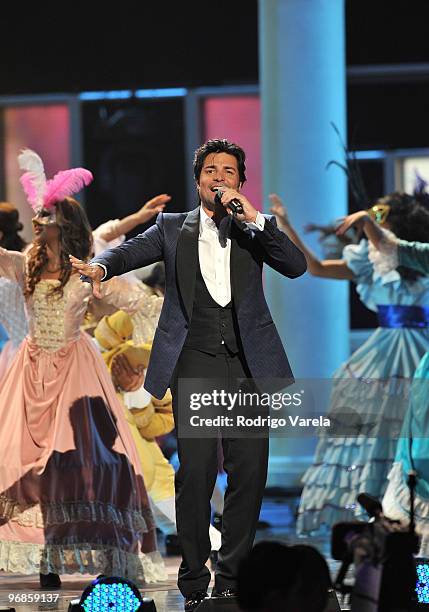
[68,595,156,611]
[195,596,239,611]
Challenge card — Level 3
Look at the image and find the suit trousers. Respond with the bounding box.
[170,346,269,596]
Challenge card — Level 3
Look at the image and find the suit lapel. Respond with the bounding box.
[176,207,200,322]
[230,220,252,312]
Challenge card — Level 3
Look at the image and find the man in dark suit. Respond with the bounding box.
[71,139,306,611]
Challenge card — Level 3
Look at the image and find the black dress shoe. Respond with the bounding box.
[211,587,237,598]
[184,590,208,611]
[39,572,61,588]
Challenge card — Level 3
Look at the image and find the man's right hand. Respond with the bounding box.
[69,255,104,298]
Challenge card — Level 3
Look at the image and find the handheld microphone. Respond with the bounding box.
[213,189,244,215]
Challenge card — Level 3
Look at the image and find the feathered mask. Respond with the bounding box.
[18,149,93,222]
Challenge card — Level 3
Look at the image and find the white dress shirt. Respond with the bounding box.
[198,207,265,306]
[93,208,266,301]
[199,206,232,306]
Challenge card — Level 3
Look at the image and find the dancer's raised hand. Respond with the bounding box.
[269,193,290,225]
[136,193,171,224]
[336,211,370,236]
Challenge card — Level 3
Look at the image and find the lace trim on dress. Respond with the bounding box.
[0,495,152,533]
[368,228,400,280]
[0,540,167,583]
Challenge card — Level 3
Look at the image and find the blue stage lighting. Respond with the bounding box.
[68,576,156,612]
[79,91,133,101]
[134,87,187,98]
[416,558,429,604]
[353,150,385,160]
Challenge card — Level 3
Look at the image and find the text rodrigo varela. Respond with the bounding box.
[187,390,330,430]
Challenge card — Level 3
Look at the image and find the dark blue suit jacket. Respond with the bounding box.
[92,207,307,398]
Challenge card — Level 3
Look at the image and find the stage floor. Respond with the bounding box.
[0,496,348,611]
[0,558,181,612]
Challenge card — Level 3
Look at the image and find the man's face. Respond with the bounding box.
[197,152,241,209]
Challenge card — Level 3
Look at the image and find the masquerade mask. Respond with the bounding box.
[366,203,390,225]
[32,208,57,226]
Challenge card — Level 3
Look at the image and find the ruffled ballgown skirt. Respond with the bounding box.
[297,327,429,534]
[383,351,429,556]
[0,332,166,582]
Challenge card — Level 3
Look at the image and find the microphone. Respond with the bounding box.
[357,493,383,518]
[213,188,244,215]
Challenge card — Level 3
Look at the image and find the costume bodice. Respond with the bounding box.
[28,277,92,350]
[343,239,429,312]
[0,247,161,352]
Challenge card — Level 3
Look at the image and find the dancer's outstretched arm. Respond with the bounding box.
[336,210,386,248]
[269,194,354,280]
[96,193,171,242]
[0,247,26,285]
[338,210,429,276]
[71,210,166,298]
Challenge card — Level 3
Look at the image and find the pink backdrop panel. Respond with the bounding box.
[203,96,262,211]
[4,105,70,241]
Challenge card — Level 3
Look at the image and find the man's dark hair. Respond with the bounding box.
[193,139,247,185]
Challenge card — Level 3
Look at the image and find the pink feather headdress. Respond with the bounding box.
[18,149,93,213]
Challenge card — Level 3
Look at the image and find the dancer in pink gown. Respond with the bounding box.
[0,150,166,586]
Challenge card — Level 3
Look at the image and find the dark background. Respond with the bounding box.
[3,2,429,93]
[83,98,187,230]
[3,1,429,151]
[4,1,429,329]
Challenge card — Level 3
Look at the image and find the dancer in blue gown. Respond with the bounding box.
[338,207,429,555]
[270,192,429,533]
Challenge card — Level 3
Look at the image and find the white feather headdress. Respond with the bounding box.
[18,149,93,213]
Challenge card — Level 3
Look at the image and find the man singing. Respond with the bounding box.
[71,139,306,611]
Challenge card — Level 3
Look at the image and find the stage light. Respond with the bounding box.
[416,558,429,604]
[134,87,187,98]
[67,576,156,612]
[79,91,133,101]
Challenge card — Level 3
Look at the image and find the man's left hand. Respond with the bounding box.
[217,188,258,223]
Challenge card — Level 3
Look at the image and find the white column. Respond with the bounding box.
[259,0,349,486]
